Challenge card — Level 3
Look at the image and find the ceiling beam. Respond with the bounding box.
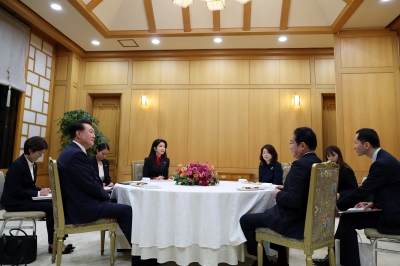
[143,0,156,33]
[243,2,251,31]
[331,0,363,33]
[280,0,291,30]
[213,11,220,31]
[182,7,191,32]
[388,15,400,36]
[86,0,102,12]
[342,0,352,4]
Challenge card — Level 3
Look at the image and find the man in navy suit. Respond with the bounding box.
[240,127,322,266]
[329,128,400,266]
[57,120,133,256]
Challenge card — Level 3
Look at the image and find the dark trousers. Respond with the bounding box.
[5,201,54,244]
[99,202,132,244]
[335,212,380,266]
[240,212,287,263]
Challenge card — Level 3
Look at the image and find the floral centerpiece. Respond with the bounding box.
[173,162,219,186]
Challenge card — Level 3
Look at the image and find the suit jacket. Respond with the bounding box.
[89,156,113,185]
[262,152,322,239]
[143,156,169,179]
[57,142,111,224]
[337,149,400,234]
[258,162,283,184]
[1,154,41,207]
[337,166,358,199]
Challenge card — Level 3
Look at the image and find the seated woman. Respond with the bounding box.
[325,145,358,200]
[0,136,74,254]
[143,139,169,180]
[258,144,283,185]
[90,143,114,188]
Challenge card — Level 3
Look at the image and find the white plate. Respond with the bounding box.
[130,182,148,188]
[142,179,174,182]
[236,188,265,191]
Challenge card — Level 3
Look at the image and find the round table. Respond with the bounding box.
[111,180,276,266]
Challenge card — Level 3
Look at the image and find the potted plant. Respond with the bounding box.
[56,110,109,157]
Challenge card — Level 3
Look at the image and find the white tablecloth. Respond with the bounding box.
[111,181,276,266]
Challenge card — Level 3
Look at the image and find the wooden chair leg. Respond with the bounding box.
[51,232,57,263]
[101,230,106,255]
[56,238,64,266]
[306,255,313,266]
[328,246,335,266]
[110,230,116,266]
[257,241,263,266]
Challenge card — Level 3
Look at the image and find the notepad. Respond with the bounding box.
[32,194,52,200]
[339,208,382,214]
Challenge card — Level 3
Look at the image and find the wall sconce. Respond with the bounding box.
[141,95,148,106]
[293,94,300,106]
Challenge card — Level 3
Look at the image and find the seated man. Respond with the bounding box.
[240,127,322,266]
[324,128,400,266]
[57,119,139,264]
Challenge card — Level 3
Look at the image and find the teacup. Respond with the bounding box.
[142,177,151,182]
[261,183,272,188]
[238,179,248,183]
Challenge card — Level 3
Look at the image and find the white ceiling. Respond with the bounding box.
[14,0,400,52]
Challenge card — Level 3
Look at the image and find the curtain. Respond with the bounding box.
[0,7,30,93]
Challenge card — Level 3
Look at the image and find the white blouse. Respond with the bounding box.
[98,164,105,182]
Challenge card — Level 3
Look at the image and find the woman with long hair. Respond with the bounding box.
[143,139,170,180]
[258,144,283,185]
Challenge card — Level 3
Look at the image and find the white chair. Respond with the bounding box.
[0,171,46,235]
[364,228,400,266]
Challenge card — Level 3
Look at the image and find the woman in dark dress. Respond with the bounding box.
[143,139,170,180]
[90,143,114,188]
[258,144,283,185]
[326,145,358,200]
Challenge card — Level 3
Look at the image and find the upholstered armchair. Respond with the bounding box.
[131,160,144,181]
[256,161,339,266]
[281,162,293,184]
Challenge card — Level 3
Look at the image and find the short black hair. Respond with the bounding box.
[356,128,380,148]
[96,143,110,153]
[293,127,317,150]
[24,136,48,155]
[69,119,92,139]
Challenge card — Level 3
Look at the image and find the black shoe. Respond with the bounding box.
[66,244,75,250]
[48,245,74,254]
[132,256,159,266]
[313,254,329,266]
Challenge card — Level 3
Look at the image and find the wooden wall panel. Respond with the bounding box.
[72,56,79,84]
[249,60,280,84]
[128,90,160,163]
[70,86,78,110]
[315,59,335,84]
[84,61,129,85]
[219,60,249,84]
[340,36,393,68]
[218,89,249,167]
[279,60,310,84]
[248,89,281,168]
[342,73,397,171]
[279,89,312,163]
[190,60,220,84]
[187,90,219,164]
[160,61,190,84]
[159,90,190,167]
[55,56,68,81]
[49,85,66,159]
[132,61,161,84]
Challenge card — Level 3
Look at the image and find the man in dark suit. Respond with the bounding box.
[322,128,400,266]
[57,119,137,262]
[240,127,322,266]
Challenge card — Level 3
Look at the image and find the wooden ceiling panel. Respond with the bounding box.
[251,0,281,27]
[190,0,213,29]
[152,0,183,30]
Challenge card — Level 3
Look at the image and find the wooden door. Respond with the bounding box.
[92,96,120,182]
[322,95,337,160]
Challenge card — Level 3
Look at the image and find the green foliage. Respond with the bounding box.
[56,110,109,157]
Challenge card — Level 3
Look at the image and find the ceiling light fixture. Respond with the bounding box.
[279,36,287,42]
[172,0,194,8]
[50,4,62,10]
[152,39,160,44]
[92,40,100,45]
[214,38,222,43]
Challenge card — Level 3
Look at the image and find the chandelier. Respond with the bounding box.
[172,0,250,11]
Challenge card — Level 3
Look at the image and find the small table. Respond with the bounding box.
[111,181,276,266]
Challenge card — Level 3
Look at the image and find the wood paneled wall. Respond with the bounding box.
[63,55,336,182]
[334,29,400,183]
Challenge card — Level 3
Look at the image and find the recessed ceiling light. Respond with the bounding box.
[381,0,391,2]
[214,38,222,43]
[279,36,287,42]
[152,39,160,44]
[50,4,62,10]
[92,40,100,45]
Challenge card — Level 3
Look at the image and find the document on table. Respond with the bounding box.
[32,194,52,200]
[339,208,382,214]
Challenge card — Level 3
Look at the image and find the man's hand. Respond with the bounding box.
[39,187,50,196]
[273,185,283,198]
[354,202,374,210]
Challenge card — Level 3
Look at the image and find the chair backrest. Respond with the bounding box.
[281,162,292,183]
[0,171,4,209]
[303,161,339,247]
[48,157,65,231]
[131,160,144,181]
